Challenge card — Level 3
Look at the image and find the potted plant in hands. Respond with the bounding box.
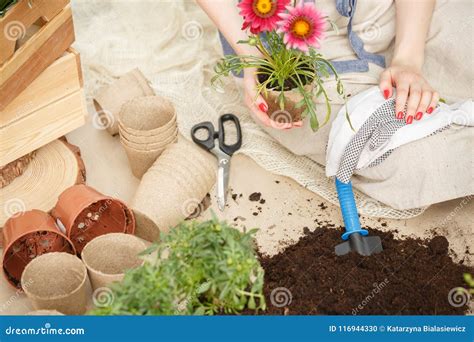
[212,0,348,131]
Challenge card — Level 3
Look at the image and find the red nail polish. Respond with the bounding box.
[258,103,268,113]
[383,89,390,99]
[406,115,413,124]
[396,111,404,120]
[415,112,423,120]
[426,107,433,114]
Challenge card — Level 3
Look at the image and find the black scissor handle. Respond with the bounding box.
[218,113,242,156]
[191,121,217,151]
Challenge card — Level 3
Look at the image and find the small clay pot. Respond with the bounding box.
[118,95,177,136]
[93,68,155,136]
[81,233,146,290]
[263,87,311,127]
[21,252,89,315]
[2,210,76,288]
[51,185,136,253]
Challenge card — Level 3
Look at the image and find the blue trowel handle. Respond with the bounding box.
[335,178,368,240]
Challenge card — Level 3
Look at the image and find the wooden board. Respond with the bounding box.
[0,2,73,110]
[0,51,86,166]
[0,138,86,247]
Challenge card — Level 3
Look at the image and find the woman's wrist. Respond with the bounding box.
[390,52,424,72]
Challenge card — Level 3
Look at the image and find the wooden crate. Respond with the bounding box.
[0,0,73,110]
[0,49,87,166]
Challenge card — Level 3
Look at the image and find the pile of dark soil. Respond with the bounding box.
[255,227,472,315]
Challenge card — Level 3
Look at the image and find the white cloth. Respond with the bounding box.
[326,86,474,177]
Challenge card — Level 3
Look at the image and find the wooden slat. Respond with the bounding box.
[0,51,79,126]
[0,4,74,110]
[0,51,86,165]
[0,0,69,63]
[0,91,86,165]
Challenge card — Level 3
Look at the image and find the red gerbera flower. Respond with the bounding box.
[277,1,326,52]
[238,0,290,34]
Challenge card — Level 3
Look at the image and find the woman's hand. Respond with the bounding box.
[243,68,303,129]
[243,68,271,127]
[379,62,439,124]
[382,0,437,124]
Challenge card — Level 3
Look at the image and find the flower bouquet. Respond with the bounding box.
[212,0,347,131]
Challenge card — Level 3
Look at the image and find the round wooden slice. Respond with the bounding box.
[0,151,36,188]
[0,139,86,243]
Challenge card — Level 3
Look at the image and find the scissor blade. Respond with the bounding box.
[217,156,230,211]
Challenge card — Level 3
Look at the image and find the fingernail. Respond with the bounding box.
[396,111,404,120]
[426,107,433,114]
[415,112,423,120]
[406,115,414,124]
[383,89,390,99]
[258,103,268,113]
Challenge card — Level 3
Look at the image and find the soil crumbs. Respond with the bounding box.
[254,227,472,315]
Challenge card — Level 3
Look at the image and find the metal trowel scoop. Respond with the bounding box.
[334,178,383,256]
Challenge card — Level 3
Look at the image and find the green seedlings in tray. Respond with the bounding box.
[90,217,266,315]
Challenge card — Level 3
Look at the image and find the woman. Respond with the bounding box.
[197,0,473,210]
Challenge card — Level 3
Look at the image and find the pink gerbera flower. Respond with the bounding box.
[238,0,290,34]
[277,2,326,52]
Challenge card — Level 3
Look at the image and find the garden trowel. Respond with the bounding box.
[334,178,383,256]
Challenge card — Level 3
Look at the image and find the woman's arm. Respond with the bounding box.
[379,0,438,124]
[196,0,256,56]
[196,0,293,128]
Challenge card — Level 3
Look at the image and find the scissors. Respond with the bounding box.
[191,114,242,211]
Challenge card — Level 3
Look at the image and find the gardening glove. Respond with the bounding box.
[336,98,407,183]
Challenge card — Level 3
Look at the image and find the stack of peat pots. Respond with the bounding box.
[131,138,217,242]
[93,68,155,136]
[118,96,178,179]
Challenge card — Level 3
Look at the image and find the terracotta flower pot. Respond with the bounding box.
[81,233,146,290]
[51,185,135,253]
[131,138,216,241]
[21,252,89,315]
[264,89,305,128]
[93,68,155,136]
[2,210,76,288]
[118,95,177,136]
